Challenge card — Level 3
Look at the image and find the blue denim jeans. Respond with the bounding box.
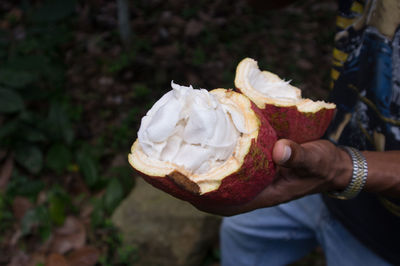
[220,194,391,266]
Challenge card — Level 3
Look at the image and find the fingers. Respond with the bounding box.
[272,139,292,164]
[273,139,344,186]
[272,139,307,168]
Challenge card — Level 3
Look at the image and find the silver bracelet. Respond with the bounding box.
[327,146,368,200]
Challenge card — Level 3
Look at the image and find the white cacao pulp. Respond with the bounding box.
[235,58,335,112]
[138,82,247,174]
[248,66,299,103]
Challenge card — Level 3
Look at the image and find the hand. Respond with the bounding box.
[192,139,352,216]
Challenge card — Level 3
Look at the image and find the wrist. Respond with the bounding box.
[327,146,368,199]
[330,146,353,191]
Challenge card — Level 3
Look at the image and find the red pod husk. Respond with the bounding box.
[260,104,335,143]
[129,89,277,206]
[235,58,336,143]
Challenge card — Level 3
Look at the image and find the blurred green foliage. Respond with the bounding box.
[0,0,135,263]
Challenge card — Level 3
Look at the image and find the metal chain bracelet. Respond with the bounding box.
[326,146,368,200]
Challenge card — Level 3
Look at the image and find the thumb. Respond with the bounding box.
[272,139,306,168]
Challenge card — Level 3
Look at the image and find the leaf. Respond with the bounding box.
[12,196,33,221]
[7,250,29,266]
[0,192,13,225]
[46,144,72,174]
[76,152,98,188]
[7,54,50,74]
[46,103,74,144]
[20,124,47,143]
[48,186,71,226]
[39,222,52,240]
[15,145,43,174]
[46,253,69,266]
[104,179,124,213]
[0,69,35,88]
[7,173,43,198]
[7,51,65,85]
[90,198,105,228]
[51,216,86,254]
[0,119,19,140]
[0,155,14,191]
[133,83,151,98]
[117,245,138,264]
[21,205,49,235]
[31,0,77,22]
[49,195,66,226]
[9,53,45,66]
[6,171,44,200]
[192,47,206,66]
[110,166,135,195]
[66,246,100,266]
[0,88,24,113]
[28,252,46,266]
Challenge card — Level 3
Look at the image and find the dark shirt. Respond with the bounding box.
[323,0,400,264]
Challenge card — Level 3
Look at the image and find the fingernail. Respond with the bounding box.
[281,145,292,163]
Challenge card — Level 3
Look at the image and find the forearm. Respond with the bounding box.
[363,151,400,197]
[305,143,400,198]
